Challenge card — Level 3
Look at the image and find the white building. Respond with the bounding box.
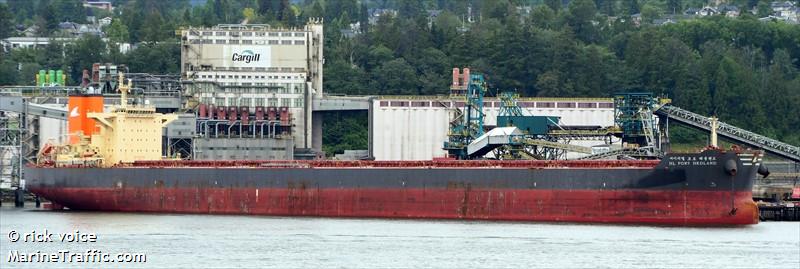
[180,20,324,150]
[1,37,77,50]
[370,97,617,160]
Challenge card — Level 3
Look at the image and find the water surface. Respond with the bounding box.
[1,206,798,268]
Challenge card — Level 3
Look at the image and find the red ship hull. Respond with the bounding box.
[26,150,762,226]
[30,187,758,225]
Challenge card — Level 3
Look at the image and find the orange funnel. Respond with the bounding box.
[67,94,104,144]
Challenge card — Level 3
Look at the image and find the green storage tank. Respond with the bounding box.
[38,70,46,86]
[48,70,56,86]
[55,70,64,86]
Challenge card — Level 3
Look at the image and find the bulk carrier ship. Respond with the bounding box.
[25,74,764,226]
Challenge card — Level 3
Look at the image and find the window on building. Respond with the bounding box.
[229,40,240,44]
[242,32,253,36]
[281,32,292,37]
[268,32,279,36]
[255,32,265,37]
[241,98,251,107]
[202,31,213,36]
[215,98,224,106]
[256,98,265,106]
[294,32,305,37]
[557,102,576,108]
[215,39,225,44]
[294,40,305,45]
[268,98,278,107]
[281,40,292,45]
[281,98,290,107]
[268,40,278,45]
[294,98,303,108]
[294,84,303,94]
[215,32,226,36]
[242,40,252,44]
[202,39,213,44]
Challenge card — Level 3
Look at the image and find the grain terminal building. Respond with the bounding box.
[179,20,324,159]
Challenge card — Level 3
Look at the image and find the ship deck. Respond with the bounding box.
[117,159,662,169]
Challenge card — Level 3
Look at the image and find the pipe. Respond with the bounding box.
[710,116,718,148]
[270,122,279,138]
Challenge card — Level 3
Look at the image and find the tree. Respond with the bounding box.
[756,2,771,17]
[545,0,562,12]
[125,42,180,74]
[640,3,663,23]
[667,0,682,15]
[106,18,130,44]
[65,35,108,83]
[278,0,294,23]
[243,8,256,22]
[38,2,58,35]
[372,58,418,95]
[56,0,86,23]
[626,0,640,15]
[0,60,18,85]
[258,0,277,18]
[140,11,167,42]
[567,0,598,43]
[0,4,12,39]
[531,5,556,29]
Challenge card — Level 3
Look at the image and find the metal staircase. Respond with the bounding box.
[655,105,800,162]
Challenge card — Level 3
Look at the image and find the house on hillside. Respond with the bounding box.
[653,18,677,26]
[718,5,740,17]
[368,9,398,25]
[768,1,799,23]
[58,21,103,37]
[698,6,719,16]
[771,1,795,13]
[684,7,701,16]
[427,9,442,28]
[99,17,112,27]
[83,0,113,11]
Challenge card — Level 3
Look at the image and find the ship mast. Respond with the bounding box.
[117,72,131,109]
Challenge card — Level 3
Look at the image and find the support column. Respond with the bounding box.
[312,111,323,153]
[14,188,24,207]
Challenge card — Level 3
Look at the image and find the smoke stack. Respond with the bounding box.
[81,69,91,88]
[462,68,471,86]
[452,68,460,87]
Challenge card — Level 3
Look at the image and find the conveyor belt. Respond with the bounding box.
[655,105,799,162]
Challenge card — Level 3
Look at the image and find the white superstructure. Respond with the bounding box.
[180,20,324,150]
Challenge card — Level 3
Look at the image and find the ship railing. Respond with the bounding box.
[125,159,661,169]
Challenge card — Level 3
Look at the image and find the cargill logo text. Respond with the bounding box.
[232,50,260,63]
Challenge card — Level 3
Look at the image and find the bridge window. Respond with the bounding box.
[578,103,597,108]
[535,102,553,108]
[557,102,576,108]
[598,103,614,108]
[390,101,408,107]
[411,101,429,107]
